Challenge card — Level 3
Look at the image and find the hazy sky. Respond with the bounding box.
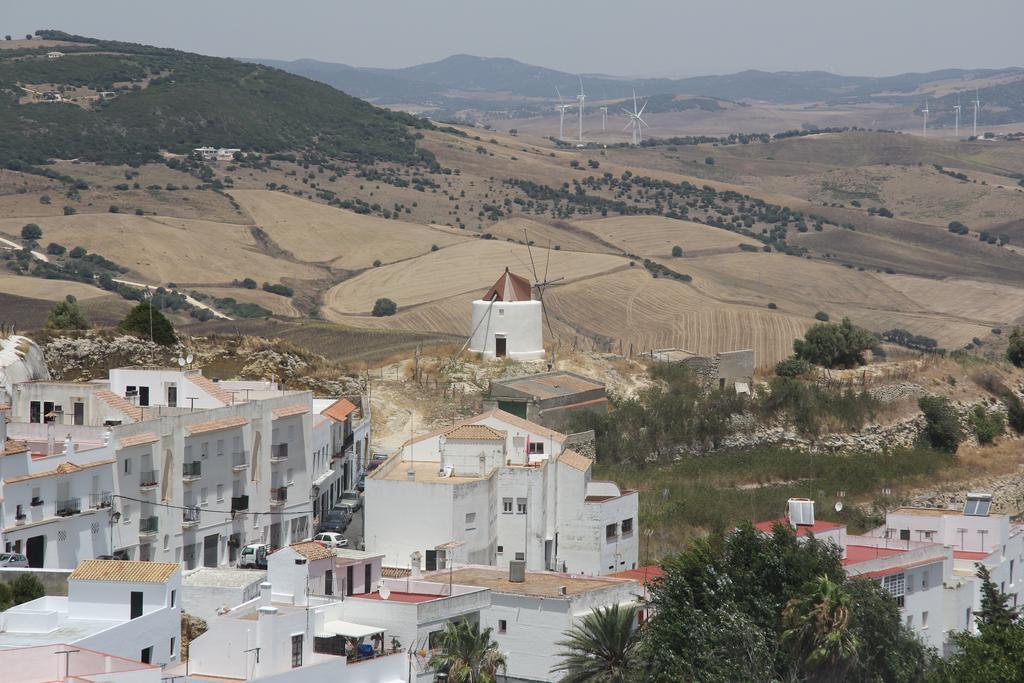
[8,1,1023,76]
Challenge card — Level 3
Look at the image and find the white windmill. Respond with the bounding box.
[622,90,648,146]
[600,106,608,131]
[921,97,929,138]
[576,77,586,142]
[524,229,565,343]
[973,88,981,138]
[953,96,962,138]
[555,87,572,141]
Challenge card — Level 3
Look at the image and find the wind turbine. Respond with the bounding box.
[555,87,571,141]
[600,106,608,131]
[621,90,648,146]
[576,77,586,142]
[973,88,981,138]
[921,97,929,138]
[953,96,961,138]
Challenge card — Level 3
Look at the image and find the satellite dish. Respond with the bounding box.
[378,580,391,600]
[177,357,186,367]
[186,353,194,365]
[834,501,844,513]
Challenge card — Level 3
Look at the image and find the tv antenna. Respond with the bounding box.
[524,229,564,344]
[622,90,649,146]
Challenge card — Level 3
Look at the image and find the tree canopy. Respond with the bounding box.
[1008,328,1024,368]
[793,317,876,368]
[118,301,177,345]
[45,297,91,330]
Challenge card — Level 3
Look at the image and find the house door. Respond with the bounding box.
[131,591,144,619]
[495,336,507,358]
[346,565,354,596]
[138,386,150,407]
[73,402,84,425]
[325,570,333,596]
[270,523,281,549]
[203,534,219,567]
[365,564,372,593]
[25,535,45,568]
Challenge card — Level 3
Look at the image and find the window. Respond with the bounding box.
[921,570,929,590]
[497,545,504,554]
[528,442,544,455]
[170,589,176,607]
[502,498,513,514]
[515,552,525,561]
[606,523,618,541]
[131,591,143,619]
[124,458,132,475]
[216,484,224,502]
[201,442,209,459]
[516,498,527,515]
[922,611,929,628]
[287,468,294,484]
[883,573,906,608]
[170,636,176,658]
[899,529,910,541]
[123,504,132,522]
[217,439,224,456]
[621,518,634,536]
[30,401,41,423]
[291,634,303,668]
[498,619,507,633]
[498,308,504,316]
[906,614,913,628]
[966,607,973,629]
[200,488,208,506]
[465,512,476,525]
[140,646,152,664]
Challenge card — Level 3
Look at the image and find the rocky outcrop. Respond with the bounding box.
[43,335,176,379]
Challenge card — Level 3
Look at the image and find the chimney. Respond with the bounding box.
[479,453,487,478]
[410,551,422,579]
[47,421,56,456]
[256,604,278,676]
[63,433,73,456]
[787,498,815,528]
[260,581,272,607]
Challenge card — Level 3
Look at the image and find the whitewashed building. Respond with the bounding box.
[365,409,638,576]
[469,268,544,360]
[0,559,182,667]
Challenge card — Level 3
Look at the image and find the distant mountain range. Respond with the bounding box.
[253,54,1024,122]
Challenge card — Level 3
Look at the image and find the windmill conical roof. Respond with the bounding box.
[482,267,532,302]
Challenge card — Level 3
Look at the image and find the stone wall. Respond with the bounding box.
[565,430,596,459]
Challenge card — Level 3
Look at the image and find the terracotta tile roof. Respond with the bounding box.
[187,374,234,405]
[94,390,142,422]
[288,541,334,561]
[2,439,29,457]
[5,459,114,484]
[118,431,160,449]
[70,559,179,583]
[185,416,248,435]
[483,267,532,302]
[322,398,357,423]
[557,448,593,472]
[0,403,10,411]
[399,409,566,451]
[272,404,308,419]
[443,424,506,441]
[609,566,665,585]
[382,566,412,578]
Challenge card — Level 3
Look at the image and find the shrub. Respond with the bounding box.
[108,205,120,213]
[118,302,177,345]
[971,406,1004,445]
[20,223,41,240]
[7,574,44,607]
[431,244,439,251]
[69,246,87,259]
[372,298,397,317]
[793,318,876,369]
[671,245,683,257]
[814,311,830,322]
[705,156,715,165]
[262,282,293,297]
[373,259,382,267]
[1006,394,1024,434]
[774,357,813,378]
[1008,329,1024,368]
[767,302,778,310]
[63,206,76,216]
[45,299,90,330]
[45,242,66,255]
[238,278,257,289]
[918,396,962,452]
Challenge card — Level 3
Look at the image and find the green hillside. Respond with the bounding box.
[0,31,431,167]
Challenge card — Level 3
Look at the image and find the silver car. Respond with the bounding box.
[0,552,29,568]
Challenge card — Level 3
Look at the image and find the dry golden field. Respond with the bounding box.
[573,216,762,257]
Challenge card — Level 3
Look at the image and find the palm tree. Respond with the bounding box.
[781,575,860,680]
[552,603,640,683]
[428,620,507,683]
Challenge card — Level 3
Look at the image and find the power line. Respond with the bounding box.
[111,493,317,518]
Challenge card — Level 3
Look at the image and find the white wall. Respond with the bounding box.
[469,300,544,360]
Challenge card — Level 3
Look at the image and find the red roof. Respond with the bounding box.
[483,267,532,302]
[609,566,664,585]
[842,545,910,566]
[350,591,446,604]
[753,518,844,537]
[857,557,944,579]
[954,550,990,561]
[323,398,358,423]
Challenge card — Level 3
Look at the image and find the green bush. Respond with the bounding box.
[118,301,177,345]
[1008,329,1024,368]
[918,396,962,452]
[793,318,876,368]
[671,245,683,257]
[971,406,1005,445]
[774,357,813,378]
[1006,394,1024,434]
[261,282,293,297]
[45,242,66,255]
[372,298,397,317]
[45,299,90,330]
[814,311,830,322]
[69,246,87,259]
[20,223,41,240]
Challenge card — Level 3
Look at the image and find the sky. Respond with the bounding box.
[7,1,1024,76]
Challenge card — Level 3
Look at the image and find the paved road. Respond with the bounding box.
[342,505,365,550]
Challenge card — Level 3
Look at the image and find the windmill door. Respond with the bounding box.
[495,336,507,358]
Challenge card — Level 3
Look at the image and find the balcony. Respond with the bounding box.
[183,461,202,482]
[270,487,287,506]
[232,451,248,472]
[182,506,201,528]
[139,516,159,536]
[270,443,288,463]
[90,492,113,509]
[56,498,81,517]
[14,513,26,526]
[231,495,249,512]
[139,470,159,491]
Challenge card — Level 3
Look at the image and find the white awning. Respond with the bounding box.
[322,620,385,639]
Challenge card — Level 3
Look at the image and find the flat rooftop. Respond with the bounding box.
[842,545,909,565]
[378,461,492,484]
[182,567,266,588]
[434,566,630,598]
[333,548,386,563]
[0,617,117,648]
[493,372,603,400]
[351,591,446,604]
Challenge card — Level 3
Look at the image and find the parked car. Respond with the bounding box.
[319,509,350,534]
[338,490,363,513]
[356,473,366,492]
[311,532,348,549]
[96,549,130,561]
[238,543,269,569]
[0,553,29,568]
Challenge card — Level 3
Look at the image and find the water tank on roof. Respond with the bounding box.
[509,559,526,583]
[787,498,815,527]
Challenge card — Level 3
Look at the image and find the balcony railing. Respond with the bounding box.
[270,443,288,462]
[91,492,113,509]
[139,470,159,490]
[231,495,249,512]
[56,497,81,517]
[139,516,159,535]
[232,451,248,472]
[183,461,202,481]
[270,487,287,505]
[182,506,201,527]
[15,513,26,525]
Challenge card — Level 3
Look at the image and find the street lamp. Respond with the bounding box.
[109,510,121,553]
